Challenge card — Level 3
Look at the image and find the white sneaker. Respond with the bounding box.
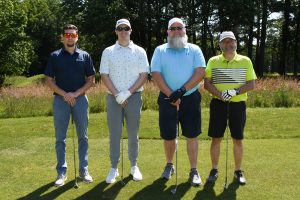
[106,168,119,184]
[79,171,93,183]
[54,174,67,187]
[189,170,202,186]
[131,166,143,181]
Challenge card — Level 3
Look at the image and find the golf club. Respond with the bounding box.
[121,108,125,186]
[71,112,79,189]
[171,104,179,195]
[223,102,229,190]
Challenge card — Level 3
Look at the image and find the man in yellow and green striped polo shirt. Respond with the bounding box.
[204,31,257,185]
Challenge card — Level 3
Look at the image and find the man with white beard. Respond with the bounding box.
[151,18,206,186]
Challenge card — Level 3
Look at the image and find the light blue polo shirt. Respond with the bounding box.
[151,43,206,95]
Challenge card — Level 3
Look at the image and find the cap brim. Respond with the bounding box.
[219,36,236,42]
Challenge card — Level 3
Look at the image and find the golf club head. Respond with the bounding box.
[171,187,177,194]
[223,183,227,190]
[74,183,79,189]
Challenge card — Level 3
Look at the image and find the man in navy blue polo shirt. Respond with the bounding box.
[44,24,95,187]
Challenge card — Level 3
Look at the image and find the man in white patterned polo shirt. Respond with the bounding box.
[100,19,149,184]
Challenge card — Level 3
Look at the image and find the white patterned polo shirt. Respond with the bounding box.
[99,41,149,92]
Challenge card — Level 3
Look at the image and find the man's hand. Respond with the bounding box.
[221,89,238,101]
[63,92,77,107]
[115,90,132,104]
[169,87,186,103]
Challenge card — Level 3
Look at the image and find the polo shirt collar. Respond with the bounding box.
[115,41,134,49]
[166,43,189,49]
[61,46,80,54]
[220,51,237,62]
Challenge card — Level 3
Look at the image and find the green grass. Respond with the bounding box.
[0,108,300,199]
[1,75,300,118]
[1,74,44,87]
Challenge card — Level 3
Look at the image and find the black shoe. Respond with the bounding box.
[161,163,175,179]
[207,168,218,183]
[234,170,246,185]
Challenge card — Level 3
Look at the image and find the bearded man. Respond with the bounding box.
[150,18,206,186]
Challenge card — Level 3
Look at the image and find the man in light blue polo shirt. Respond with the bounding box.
[151,17,206,186]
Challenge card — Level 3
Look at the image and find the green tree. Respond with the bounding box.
[0,0,34,76]
[23,0,62,75]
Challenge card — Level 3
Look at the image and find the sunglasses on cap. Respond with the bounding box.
[169,26,184,31]
[63,33,78,38]
[116,26,131,31]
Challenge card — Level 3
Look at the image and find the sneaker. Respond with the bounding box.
[106,168,119,184]
[207,168,218,183]
[189,169,202,186]
[234,170,246,185]
[79,171,93,183]
[161,163,175,179]
[131,166,143,181]
[54,174,67,187]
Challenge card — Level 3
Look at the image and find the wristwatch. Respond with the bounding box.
[234,88,240,95]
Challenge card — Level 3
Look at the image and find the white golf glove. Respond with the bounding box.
[115,90,131,104]
[221,89,237,101]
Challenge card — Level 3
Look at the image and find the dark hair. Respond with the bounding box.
[62,24,78,34]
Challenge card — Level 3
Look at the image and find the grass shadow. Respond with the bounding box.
[17,180,73,200]
[129,178,192,200]
[217,181,240,200]
[193,181,217,199]
[75,175,131,200]
[194,180,240,200]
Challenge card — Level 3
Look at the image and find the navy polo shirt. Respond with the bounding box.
[45,47,95,93]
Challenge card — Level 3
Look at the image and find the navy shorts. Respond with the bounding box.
[208,98,246,140]
[157,90,202,140]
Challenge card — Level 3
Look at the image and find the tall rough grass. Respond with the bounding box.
[0,77,299,118]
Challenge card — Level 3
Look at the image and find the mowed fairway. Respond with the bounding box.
[0,108,300,199]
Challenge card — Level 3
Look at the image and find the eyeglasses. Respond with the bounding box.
[116,26,131,31]
[169,26,184,31]
[63,33,78,38]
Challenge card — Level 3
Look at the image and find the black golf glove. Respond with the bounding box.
[169,87,186,103]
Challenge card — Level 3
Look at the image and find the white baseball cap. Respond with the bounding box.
[168,18,185,29]
[116,19,131,28]
[219,31,236,42]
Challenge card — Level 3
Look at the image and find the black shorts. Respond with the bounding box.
[208,98,246,140]
[158,90,202,140]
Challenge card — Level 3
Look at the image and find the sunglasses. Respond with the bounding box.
[169,26,184,31]
[116,26,131,31]
[63,33,78,38]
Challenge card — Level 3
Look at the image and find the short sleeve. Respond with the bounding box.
[246,58,257,81]
[138,49,149,73]
[205,59,213,78]
[150,47,161,73]
[85,53,96,77]
[44,54,55,78]
[193,46,206,68]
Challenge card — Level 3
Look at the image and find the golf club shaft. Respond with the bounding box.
[121,108,125,184]
[71,111,78,188]
[175,105,179,188]
[224,102,229,189]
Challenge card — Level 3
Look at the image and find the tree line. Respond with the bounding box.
[0,0,299,79]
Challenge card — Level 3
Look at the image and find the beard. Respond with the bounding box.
[167,34,188,49]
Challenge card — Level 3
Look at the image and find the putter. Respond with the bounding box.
[223,102,229,190]
[121,108,125,186]
[171,104,179,195]
[71,113,79,189]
